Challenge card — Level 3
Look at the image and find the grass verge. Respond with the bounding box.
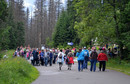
[0,57,39,84]
[106,58,130,75]
[0,50,15,59]
[0,50,39,84]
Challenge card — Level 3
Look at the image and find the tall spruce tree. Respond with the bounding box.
[52,0,79,47]
[0,0,10,50]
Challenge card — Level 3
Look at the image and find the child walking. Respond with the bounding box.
[67,52,74,70]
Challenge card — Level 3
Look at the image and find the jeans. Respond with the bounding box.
[83,60,88,69]
[90,59,97,72]
[78,60,84,71]
[53,55,57,64]
[83,56,89,69]
[45,57,48,66]
[49,58,52,66]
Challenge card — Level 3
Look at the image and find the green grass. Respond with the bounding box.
[0,57,39,84]
[106,58,130,75]
[0,50,15,59]
[0,50,39,84]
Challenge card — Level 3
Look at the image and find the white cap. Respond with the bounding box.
[84,46,86,49]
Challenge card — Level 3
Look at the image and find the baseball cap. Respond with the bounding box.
[84,46,86,49]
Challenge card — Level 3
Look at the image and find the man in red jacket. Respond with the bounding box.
[97,50,108,71]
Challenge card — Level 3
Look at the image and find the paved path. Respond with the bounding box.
[32,63,130,84]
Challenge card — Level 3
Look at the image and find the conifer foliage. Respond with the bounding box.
[0,0,25,50]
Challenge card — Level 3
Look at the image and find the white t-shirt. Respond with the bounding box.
[57,52,64,62]
[30,56,33,60]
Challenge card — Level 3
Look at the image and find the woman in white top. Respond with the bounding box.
[57,49,64,70]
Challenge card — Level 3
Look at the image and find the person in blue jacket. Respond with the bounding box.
[32,49,39,66]
[40,50,44,66]
[76,48,84,71]
[82,47,89,69]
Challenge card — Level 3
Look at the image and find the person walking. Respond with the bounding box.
[32,49,39,66]
[44,49,49,67]
[76,48,84,71]
[30,53,34,65]
[26,50,29,60]
[67,52,74,70]
[40,50,44,66]
[90,49,98,72]
[24,48,27,58]
[83,47,89,69]
[57,49,64,70]
[65,48,70,56]
[49,50,53,66]
[97,50,108,71]
[53,49,58,64]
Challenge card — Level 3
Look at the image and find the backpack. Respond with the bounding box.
[54,52,58,56]
[59,53,62,59]
[66,57,70,63]
[84,51,88,57]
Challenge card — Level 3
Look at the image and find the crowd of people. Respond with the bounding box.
[13,46,109,72]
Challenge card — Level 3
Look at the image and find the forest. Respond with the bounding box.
[0,0,130,60]
[53,0,130,60]
[0,0,63,49]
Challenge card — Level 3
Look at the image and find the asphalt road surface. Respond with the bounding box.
[32,63,130,84]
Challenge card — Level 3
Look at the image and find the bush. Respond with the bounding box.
[0,57,39,84]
